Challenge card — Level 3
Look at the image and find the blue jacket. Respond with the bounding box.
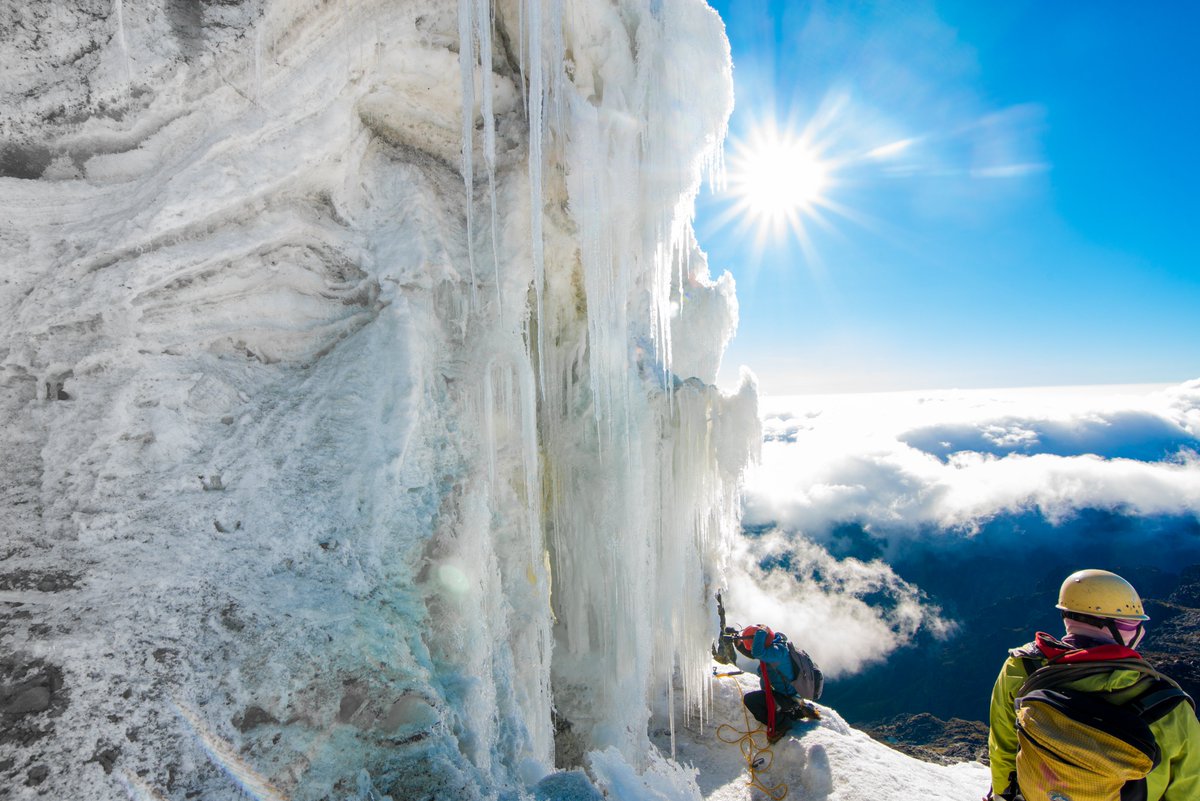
[750,629,798,697]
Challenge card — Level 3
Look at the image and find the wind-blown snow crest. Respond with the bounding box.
[0,1,769,799]
[646,668,988,801]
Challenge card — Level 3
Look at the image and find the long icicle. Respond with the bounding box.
[527,0,547,398]
[459,0,479,309]
[477,0,503,318]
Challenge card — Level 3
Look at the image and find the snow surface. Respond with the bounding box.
[643,667,987,801]
[1,1,987,799]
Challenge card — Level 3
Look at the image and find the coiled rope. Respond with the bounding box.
[714,672,788,801]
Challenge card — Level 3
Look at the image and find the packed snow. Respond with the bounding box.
[1,1,989,799]
[647,668,987,801]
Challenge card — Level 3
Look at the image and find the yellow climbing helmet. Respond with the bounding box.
[1056,568,1149,621]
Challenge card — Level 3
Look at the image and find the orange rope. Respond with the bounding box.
[715,673,788,801]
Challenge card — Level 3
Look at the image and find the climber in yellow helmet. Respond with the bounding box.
[986,569,1200,801]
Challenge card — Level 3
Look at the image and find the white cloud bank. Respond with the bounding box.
[727,380,1200,677]
[723,530,955,678]
[748,380,1200,536]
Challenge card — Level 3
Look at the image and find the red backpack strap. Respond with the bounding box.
[1030,632,1070,660]
[760,663,778,736]
[1028,631,1142,664]
[1053,644,1143,663]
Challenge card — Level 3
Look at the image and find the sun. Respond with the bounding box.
[719,121,834,250]
[738,136,828,218]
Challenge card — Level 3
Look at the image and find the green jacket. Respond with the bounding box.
[988,645,1200,801]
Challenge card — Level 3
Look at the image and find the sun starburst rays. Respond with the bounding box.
[715,119,839,264]
[703,106,956,285]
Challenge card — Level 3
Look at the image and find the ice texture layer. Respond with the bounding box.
[0,1,758,798]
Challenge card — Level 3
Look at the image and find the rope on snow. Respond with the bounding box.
[714,672,788,801]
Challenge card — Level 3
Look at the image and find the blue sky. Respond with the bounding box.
[700,0,1200,395]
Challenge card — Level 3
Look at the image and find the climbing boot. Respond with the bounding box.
[794,701,821,721]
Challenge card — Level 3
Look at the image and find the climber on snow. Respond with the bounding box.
[727,623,823,743]
[986,568,1200,801]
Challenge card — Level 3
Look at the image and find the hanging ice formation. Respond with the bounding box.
[447,0,761,773]
[0,0,756,798]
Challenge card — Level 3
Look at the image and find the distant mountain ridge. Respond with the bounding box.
[845,562,1200,764]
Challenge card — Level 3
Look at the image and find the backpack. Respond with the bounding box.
[1013,657,1193,801]
[785,641,823,701]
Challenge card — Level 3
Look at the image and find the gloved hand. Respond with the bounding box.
[712,628,740,665]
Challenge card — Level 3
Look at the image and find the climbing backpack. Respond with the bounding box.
[1013,656,1193,801]
[785,640,823,701]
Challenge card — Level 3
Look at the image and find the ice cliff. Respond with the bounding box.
[1,1,761,798]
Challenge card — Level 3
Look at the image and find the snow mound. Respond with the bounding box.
[649,668,989,801]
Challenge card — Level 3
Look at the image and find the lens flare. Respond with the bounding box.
[174,700,289,801]
[116,769,171,801]
[437,563,472,595]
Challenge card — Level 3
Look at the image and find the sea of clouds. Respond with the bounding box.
[725,379,1200,677]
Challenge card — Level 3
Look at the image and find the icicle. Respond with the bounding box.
[526,0,548,399]
[548,0,567,151]
[483,364,497,488]
[459,0,479,305]
[517,353,554,766]
[504,0,749,771]
[667,672,676,760]
[476,0,503,317]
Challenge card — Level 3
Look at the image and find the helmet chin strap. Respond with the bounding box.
[1063,611,1145,650]
[1100,617,1145,650]
[1121,623,1146,650]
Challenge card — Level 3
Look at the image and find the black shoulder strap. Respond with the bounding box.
[1019,662,1193,724]
[1129,682,1195,724]
[1018,655,1041,679]
[785,640,800,670]
[1017,658,1170,697]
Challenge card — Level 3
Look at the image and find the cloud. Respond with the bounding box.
[722,529,955,678]
[970,163,1048,178]
[901,410,1197,463]
[748,381,1200,538]
[732,381,1200,684]
[865,138,917,160]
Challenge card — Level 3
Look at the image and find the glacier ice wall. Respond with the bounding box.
[0,1,756,799]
